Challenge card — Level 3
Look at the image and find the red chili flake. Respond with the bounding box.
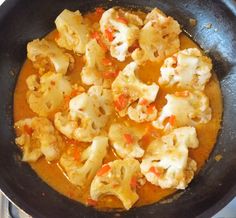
[73,146,80,161]
[146,103,156,114]
[102,70,119,79]
[96,164,111,176]
[114,94,129,111]
[130,176,137,190]
[105,27,114,42]
[86,198,98,206]
[102,58,113,66]
[149,166,160,177]
[23,125,33,135]
[128,41,140,53]
[168,115,176,126]
[139,98,149,106]
[117,16,128,25]
[91,31,108,51]
[124,133,134,144]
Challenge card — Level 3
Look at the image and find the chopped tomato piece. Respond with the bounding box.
[124,133,134,144]
[139,98,149,106]
[23,125,33,135]
[114,94,129,111]
[73,146,80,161]
[86,198,98,206]
[102,70,119,79]
[149,166,160,177]
[174,91,189,97]
[102,58,113,66]
[168,115,176,126]
[130,176,137,190]
[117,16,128,25]
[105,27,114,42]
[146,103,156,114]
[96,164,111,176]
[95,7,105,16]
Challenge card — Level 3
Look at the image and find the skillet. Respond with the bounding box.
[0,0,236,217]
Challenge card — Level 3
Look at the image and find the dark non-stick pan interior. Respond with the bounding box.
[0,0,236,217]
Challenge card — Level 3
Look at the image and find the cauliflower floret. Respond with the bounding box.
[26,72,72,116]
[55,9,90,54]
[132,8,181,63]
[159,48,212,90]
[60,136,108,188]
[140,127,199,189]
[54,86,113,142]
[108,123,145,158]
[152,91,212,129]
[90,158,143,210]
[112,62,159,122]
[27,39,73,75]
[14,117,64,162]
[100,8,143,61]
[81,39,105,86]
[81,39,117,87]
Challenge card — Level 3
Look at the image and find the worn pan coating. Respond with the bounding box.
[0,0,236,217]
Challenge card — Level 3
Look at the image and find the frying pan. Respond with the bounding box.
[0,0,236,217]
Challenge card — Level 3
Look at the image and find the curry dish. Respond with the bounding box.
[14,7,222,210]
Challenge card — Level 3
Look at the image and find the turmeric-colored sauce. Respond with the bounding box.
[13,10,222,210]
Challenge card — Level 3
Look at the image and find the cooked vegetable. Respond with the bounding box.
[26,72,72,116]
[90,158,143,210]
[132,8,181,63]
[159,48,212,90]
[60,136,108,187]
[108,123,145,158]
[15,117,64,162]
[152,91,212,129]
[54,86,113,142]
[55,9,90,54]
[27,39,73,75]
[140,127,198,189]
[112,62,159,122]
[100,8,143,61]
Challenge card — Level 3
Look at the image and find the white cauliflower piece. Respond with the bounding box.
[81,39,105,86]
[108,123,145,158]
[54,86,113,142]
[60,136,108,188]
[152,91,212,129]
[90,158,143,210]
[112,62,159,122]
[132,8,181,63]
[14,117,64,162]
[27,39,73,75]
[81,39,117,87]
[140,127,199,189]
[26,72,72,116]
[159,48,212,90]
[55,9,90,54]
[100,8,143,61]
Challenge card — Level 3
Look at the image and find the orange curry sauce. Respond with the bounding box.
[14,10,222,210]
